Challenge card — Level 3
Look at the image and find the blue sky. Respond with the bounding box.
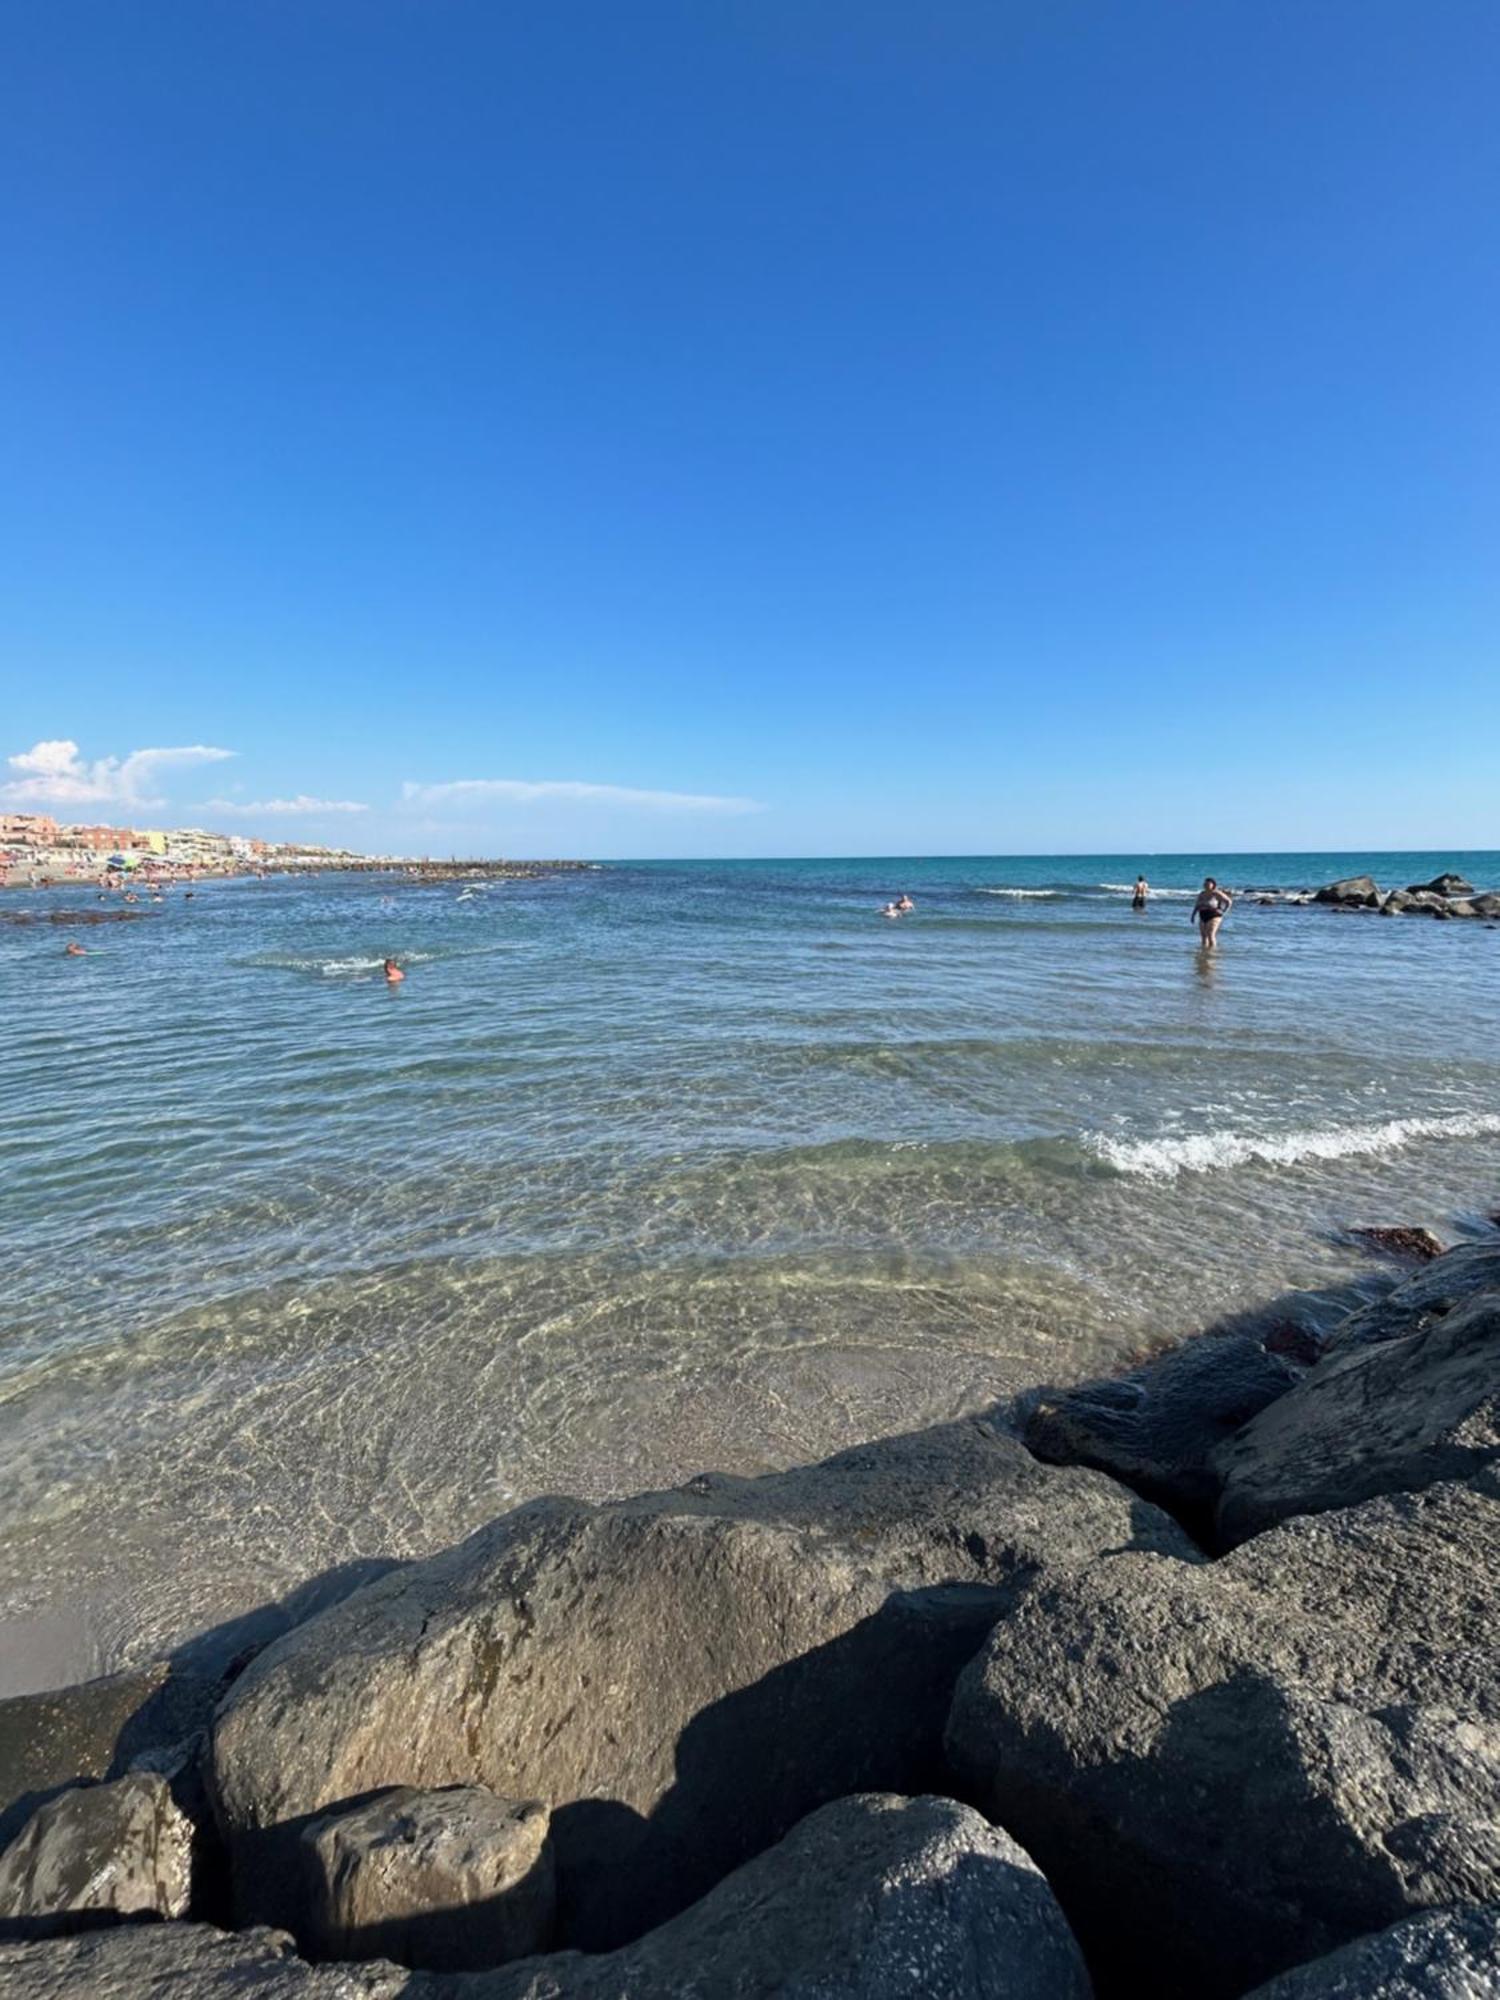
[2,2,1496,857]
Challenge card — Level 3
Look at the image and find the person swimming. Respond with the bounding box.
[64,940,87,956]
[880,902,901,919]
[1192,877,1232,949]
[895,894,914,911]
[383,957,405,983]
[1132,875,1149,910]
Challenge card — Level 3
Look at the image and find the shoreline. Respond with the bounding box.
[0,1213,1496,1993]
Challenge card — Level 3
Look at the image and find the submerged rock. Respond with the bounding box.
[210,1417,1193,1948]
[480,1793,1092,2000]
[1242,1904,1500,1997]
[1212,1274,1500,1544]
[0,1772,193,1940]
[0,1923,405,1998]
[1349,1225,1445,1262]
[945,1467,1500,1997]
[300,1787,552,1971]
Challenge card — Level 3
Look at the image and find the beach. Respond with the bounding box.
[2,851,1498,1695]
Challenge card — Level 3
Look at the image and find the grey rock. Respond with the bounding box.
[0,1773,193,1940]
[1324,1240,1500,1356]
[945,1468,1500,1997]
[1315,875,1381,907]
[1212,1279,1500,1545]
[1473,892,1500,919]
[1349,1225,1445,1262]
[211,1417,1192,1948]
[1022,1330,1299,1525]
[0,1923,407,1998]
[0,1667,195,1851]
[476,1793,1093,2000]
[1407,874,1476,898]
[301,1787,552,1971]
[1242,1904,1500,1997]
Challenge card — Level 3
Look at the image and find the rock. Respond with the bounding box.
[945,1468,1500,1997]
[1314,875,1381,907]
[0,1667,190,1851]
[300,1786,552,1971]
[1350,1225,1445,1262]
[0,1773,193,1940]
[211,1417,1194,1948]
[1323,1240,1500,1355]
[483,1794,1093,2000]
[1242,1904,1500,1996]
[1022,1330,1300,1528]
[1407,873,1475,898]
[0,1923,406,1998]
[1263,1318,1324,1365]
[1211,1276,1500,1545]
[1473,892,1500,919]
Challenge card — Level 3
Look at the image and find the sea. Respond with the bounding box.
[2,851,1498,1694]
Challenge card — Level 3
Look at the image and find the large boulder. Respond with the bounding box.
[1021,1331,1300,1529]
[211,1418,1193,1948]
[482,1794,1093,2000]
[300,1787,553,1971]
[945,1468,1500,1997]
[1314,876,1380,907]
[0,1667,200,1851]
[1243,1904,1500,1997]
[1212,1277,1500,1545]
[0,1773,193,1940]
[1322,1240,1500,1356]
[0,1924,405,1998]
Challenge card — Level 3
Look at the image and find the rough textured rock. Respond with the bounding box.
[0,1667,192,1851]
[1021,1330,1299,1526]
[1350,1225,1445,1261]
[1381,890,1450,917]
[1315,875,1381,907]
[1242,1904,1500,1997]
[475,1794,1093,2000]
[301,1787,552,1971]
[1472,891,1500,918]
[1212,1279,1500,1544]
[0,1923,407,1998]
[946,1468,1500,1997]
[1323,1239,1500,1355]
[0,1773,193,1940]
[211,1417,1192,1948]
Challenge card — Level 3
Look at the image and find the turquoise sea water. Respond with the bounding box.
[3,851,1499,1690]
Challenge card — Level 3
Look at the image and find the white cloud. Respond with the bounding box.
[2,739,234,808]
[401,778,761,814]
[205,795,369,816]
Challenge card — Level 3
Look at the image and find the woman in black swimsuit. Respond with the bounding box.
[1193,877,1232,949]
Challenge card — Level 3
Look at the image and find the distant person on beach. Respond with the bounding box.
[1132,875,1149,909]
[1193,877,1232,949]
[383,956,405,983]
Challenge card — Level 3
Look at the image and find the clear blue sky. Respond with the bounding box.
[2,2,1496,857]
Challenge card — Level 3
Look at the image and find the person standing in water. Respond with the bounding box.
[383,956,405,984]
[1131,875,1149,910]
[1192,877,1232,949]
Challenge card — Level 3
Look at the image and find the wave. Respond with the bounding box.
[975,887,1061,898]
[1088,1110,1500,1180]
[246,951,439,977]
[1096,882,1198,898]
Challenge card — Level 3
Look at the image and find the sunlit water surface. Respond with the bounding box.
[3,852,1498,1691]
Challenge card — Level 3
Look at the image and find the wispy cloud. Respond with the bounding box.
[2,739,234,809]
[205,795,369,816]
[401,778,761,814]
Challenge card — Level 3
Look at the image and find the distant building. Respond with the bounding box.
[62,824,144,853]
[0,812,59,847]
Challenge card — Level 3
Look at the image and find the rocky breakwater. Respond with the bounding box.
[1,1236,1499,1995]
[1315,869,1500,921]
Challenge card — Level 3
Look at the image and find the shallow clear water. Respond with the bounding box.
[3,851,1498,1691]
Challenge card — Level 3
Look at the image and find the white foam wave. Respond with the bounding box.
[976,887,1061,898]
[1089,1110,1500,1179]
[1097,882,1197,898]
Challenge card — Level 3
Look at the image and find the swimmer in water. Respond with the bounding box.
[881,901,901,919]
[896,894,914,911]
[1192,877,1232,950]
[64,940,87,956]
[383,957,405,983]
[1132,875,1149,910]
